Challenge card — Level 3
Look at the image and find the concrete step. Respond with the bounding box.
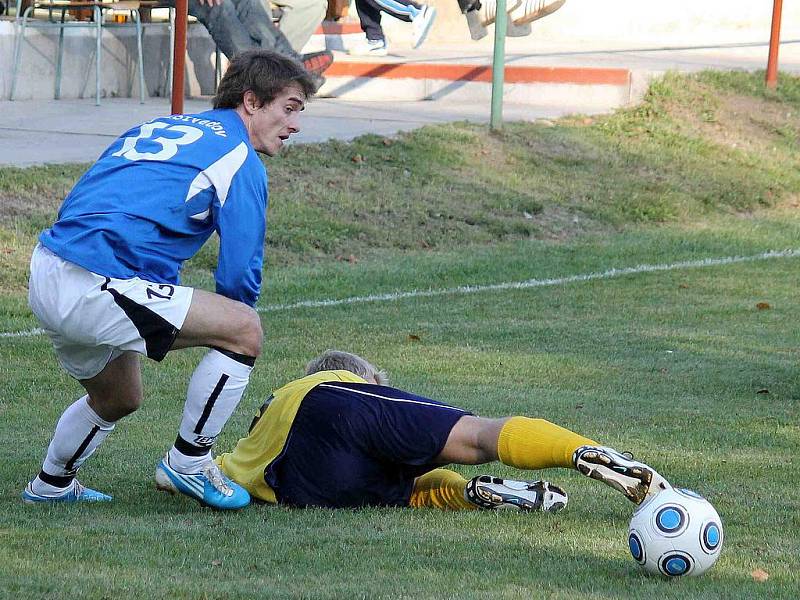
[302,21,636,110]
[309,20,364,52]
[317,57,633,111]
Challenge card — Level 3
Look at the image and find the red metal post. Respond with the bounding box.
[171,0,189,114]
[765,0,783,89]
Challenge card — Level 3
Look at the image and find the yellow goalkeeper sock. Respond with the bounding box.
[497,416,597,470]
[409,468,476,510]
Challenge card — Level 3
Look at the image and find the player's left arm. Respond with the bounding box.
[213,165,267,307]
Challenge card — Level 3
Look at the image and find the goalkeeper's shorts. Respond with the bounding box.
[265,381,472,508]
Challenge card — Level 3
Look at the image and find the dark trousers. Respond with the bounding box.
[164,0,300,61]
[354,0,421,41]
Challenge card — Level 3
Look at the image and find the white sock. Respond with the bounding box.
[31,395,115,495]
[168,349,253,473]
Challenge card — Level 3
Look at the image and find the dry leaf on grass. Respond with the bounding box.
[751,569,769,582]
[756,302,771,310]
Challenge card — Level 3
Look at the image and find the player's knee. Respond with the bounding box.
[90,388,142,420]
[475,417,505,461]
[116,391,143,416]
[230,304,263,357]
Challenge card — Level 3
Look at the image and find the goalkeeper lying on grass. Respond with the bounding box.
[212,351,671,511]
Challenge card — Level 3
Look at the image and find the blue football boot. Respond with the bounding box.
[155,457,250,510]
[22,480,112,504]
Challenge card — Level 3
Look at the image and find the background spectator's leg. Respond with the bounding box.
[271,0,328,52]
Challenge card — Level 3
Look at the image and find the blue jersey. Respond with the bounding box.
[39,109,267,306]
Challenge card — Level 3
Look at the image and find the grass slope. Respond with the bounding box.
[1,71,798,290]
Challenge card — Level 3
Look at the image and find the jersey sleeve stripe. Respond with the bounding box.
[184,141,250,213]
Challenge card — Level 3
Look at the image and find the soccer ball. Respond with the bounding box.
[627,487,723,577]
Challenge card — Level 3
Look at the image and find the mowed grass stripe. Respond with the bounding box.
[258,248,800,312]
[3,246,799,338]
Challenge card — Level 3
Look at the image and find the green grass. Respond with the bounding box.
[2,224,800,598]
[1,71,800,598]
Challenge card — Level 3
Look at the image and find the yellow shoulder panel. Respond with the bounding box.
[216,370,366,503]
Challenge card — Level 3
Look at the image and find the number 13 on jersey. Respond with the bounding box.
[113,122,203,162]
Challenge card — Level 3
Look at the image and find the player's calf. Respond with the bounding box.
[465,475,567,512]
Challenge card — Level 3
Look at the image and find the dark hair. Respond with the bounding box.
[213,49,316,110]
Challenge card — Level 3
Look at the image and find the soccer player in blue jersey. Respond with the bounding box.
[217,351,671,511]
[22,50,315,510]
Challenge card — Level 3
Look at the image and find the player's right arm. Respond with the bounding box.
[212,154,267,307]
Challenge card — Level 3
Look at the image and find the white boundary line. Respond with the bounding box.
[0,328,46,339]
[3,249,799,339]
[258,249,800,312]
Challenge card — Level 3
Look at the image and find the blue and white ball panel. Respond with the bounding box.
[658,551,695,577]
[653,504,688,536]
[628,531,646,564]
[676,488,705,500]
[701,521,722,553]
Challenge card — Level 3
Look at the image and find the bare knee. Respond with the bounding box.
[82,352,143,421]
[177,292,264,357]
[112,389,143,417]
[225,304,263,357]
[437,416,506,465]
[87,387,143,421]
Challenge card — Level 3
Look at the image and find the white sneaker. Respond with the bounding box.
[411,5,437,49]
[573,445,672,504]
[479,0,523,28]
[347,38,389,57]
[465,475,568,512]
[510,0,566,26]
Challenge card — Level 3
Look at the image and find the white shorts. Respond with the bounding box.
[28,244,194,380]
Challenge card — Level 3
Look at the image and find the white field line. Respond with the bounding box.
[0,328,46,339]
[258,248,800,311]
[2,249,799,340]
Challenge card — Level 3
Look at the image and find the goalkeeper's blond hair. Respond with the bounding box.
[305,350,389,385]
